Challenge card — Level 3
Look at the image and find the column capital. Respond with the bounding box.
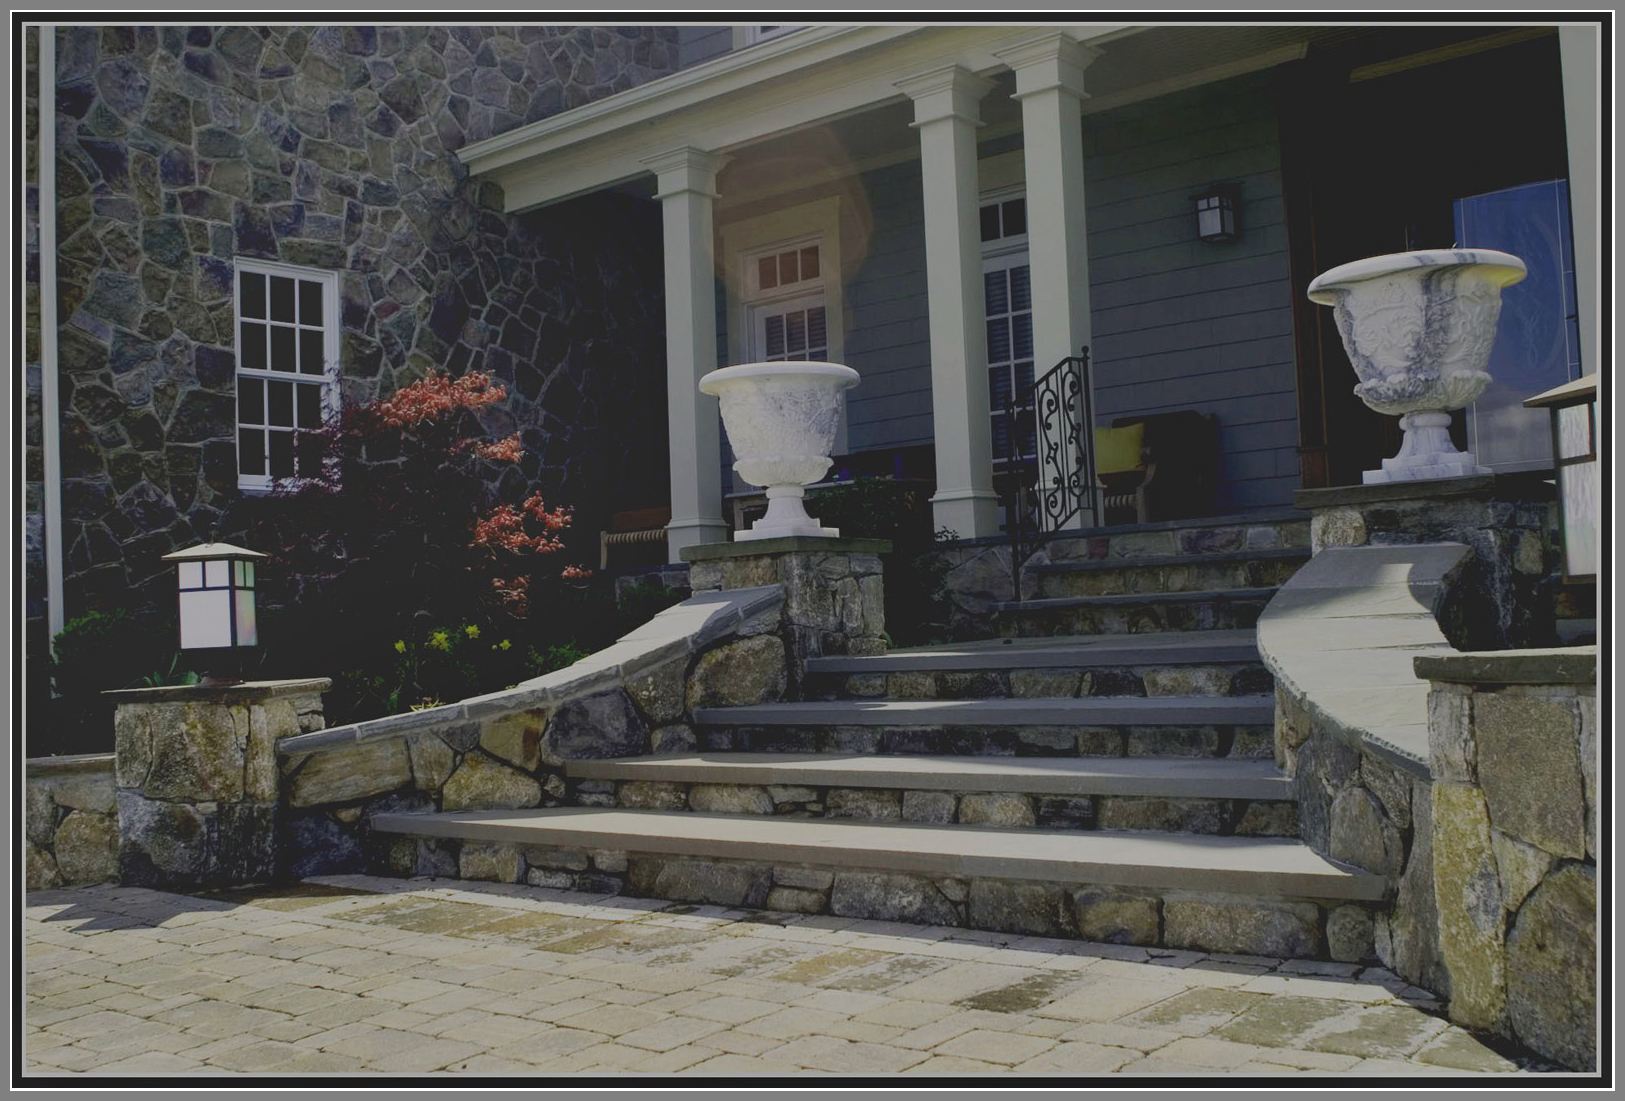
[895,64,997,127]
[992,32,1101,100]
[641,146,729,199]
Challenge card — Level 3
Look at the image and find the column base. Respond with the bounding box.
[931,489,1002,541]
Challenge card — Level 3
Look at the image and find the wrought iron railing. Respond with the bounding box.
[997,347,1096,602]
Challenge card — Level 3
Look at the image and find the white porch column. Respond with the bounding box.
[643,147,731,559]
[1558,26,1599,380]
[897,66,1002,540]
[995,33,1102,529]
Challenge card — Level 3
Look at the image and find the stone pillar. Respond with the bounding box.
[109,678,328,888]
[997,33,1102,530]
[897,66,1001,541]
[683,537,889,691]
[644,146,731,561]
[1296,474,1557,650]
[1417,647,1596,1071]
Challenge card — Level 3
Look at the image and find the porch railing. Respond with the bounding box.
[997,346,1096,603]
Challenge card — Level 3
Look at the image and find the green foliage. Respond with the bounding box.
[46,608,195,755]
[808,478,956,646]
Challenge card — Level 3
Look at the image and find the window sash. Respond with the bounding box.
[235,260,340,490]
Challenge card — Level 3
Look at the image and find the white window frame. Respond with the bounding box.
[233,257,341,493]
[981,187,1034,467]
[733,25,801,49]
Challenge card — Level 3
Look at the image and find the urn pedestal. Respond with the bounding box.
[1307,249,1527,484]
[699,362,860,541]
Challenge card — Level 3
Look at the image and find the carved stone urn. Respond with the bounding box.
[1307,249,1527,483]
[699,361,860,540]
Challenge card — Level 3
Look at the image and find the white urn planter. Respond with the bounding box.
[1307,249,1527,484]
[699,361,860,541]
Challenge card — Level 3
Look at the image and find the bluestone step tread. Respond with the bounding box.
[1000,587,1279,611]
[1030,547,1310,573]
[566,752,1292,799]
[369,807,1382,901]
[808,630,1260,673]
[693,696,1275,727]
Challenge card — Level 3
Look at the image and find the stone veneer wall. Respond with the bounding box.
[25,753,120,889]
[274,586,788,881]
[24,25,680,710]
[1417,648,1597,1072]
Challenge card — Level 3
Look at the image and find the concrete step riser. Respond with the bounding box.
[698,723,1276,759]
[389,837,1368,960]
[1034,557,1305,600]
[808,663,1274,701]
[573,778,1298,838]
[999,598,1269,637]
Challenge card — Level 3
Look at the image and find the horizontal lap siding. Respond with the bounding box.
[1084,73,1299,512]
[846,160,932,449]
[676,27,732,69]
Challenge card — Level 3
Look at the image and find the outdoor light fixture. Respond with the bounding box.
[161,541,268,677]
[1524,375,1598,581]
[1192,184,1240,243]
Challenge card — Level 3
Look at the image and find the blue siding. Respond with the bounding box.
[676,27,732,69]
[1083,73,1299,512]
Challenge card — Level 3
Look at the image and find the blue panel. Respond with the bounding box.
[1453,179,1579,469]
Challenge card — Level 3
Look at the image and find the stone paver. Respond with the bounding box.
[22,877,1557,1078]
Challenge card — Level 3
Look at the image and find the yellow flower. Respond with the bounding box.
[428,630,451,652]
[499,639,512,651]
[393,640,406,654]
[465,625,480,639]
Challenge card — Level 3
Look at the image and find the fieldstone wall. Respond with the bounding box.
[25,754,119,889]
[25,25,680,709]
[1297,475,1557,651]
[108,678,328,887]
[1417,648,1597,1072]
[273,586,789,879]
[683,538,890,691]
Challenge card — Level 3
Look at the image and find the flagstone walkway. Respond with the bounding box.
[24,876,1558,1078]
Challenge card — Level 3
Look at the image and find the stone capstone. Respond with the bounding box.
[829,871,959,926]
[1473,692,1585,859]
[439,751,542,811]
[685,635,787,710]
[1505,862,1596,1071]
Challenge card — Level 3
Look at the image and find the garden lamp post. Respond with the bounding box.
[161,541,268,683]
[1524,375,1599,582]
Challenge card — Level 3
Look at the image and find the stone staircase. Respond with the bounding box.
[374,512,1389,961]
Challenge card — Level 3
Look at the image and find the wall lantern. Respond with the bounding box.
[160,542,268,672]
[1192,184,1240,243]
[1524,375,1598,581]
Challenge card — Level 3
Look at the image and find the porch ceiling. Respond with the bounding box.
[466,21,1559,214]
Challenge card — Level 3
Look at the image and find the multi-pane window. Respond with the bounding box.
[982,194,1035,464]
[235,260,339,490]
[746,241,827,362]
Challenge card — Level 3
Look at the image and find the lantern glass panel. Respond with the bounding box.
[205,560,229,587]
[1197,199,1227,239]
[180,590,232,649]
[1558,459,1599,577]
[179,561,203,588]
[234,589,258,646]
[1557,404,1592,459]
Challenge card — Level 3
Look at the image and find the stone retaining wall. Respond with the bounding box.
[274,585,787,879]
[24,753,119,888]
[1417,648,1597,1072]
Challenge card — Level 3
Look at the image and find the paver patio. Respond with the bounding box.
[23,875,1557,1078]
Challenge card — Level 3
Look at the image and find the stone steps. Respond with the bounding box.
[805,630,1270,700]
[997,587,1278,638]
[564,752,1298,837]
[694,696,1276,758]
[368,807,1381,957]
[1030,547,1310,599]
